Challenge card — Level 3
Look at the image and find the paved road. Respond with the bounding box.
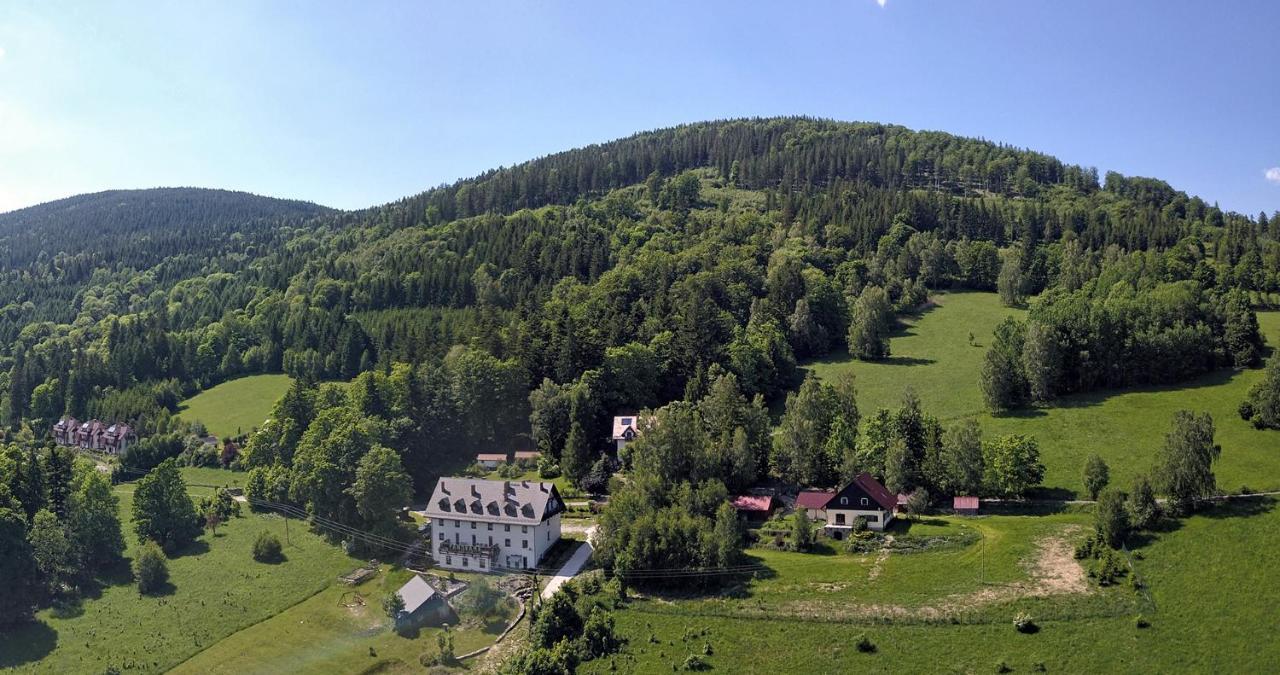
[542,527,596,600]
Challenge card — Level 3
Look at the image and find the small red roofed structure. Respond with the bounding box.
[795,490,835,520]
[953,496,980,514]
[475,453,508,470]
[730,494,776,523]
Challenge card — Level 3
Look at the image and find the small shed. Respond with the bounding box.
[394,575,453,630]
[953,496,980,515]
[514,450,542,465]
[475,453,508,470]
[730,494,776,523]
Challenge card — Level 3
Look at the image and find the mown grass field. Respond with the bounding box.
[172,567,514,675]
[585,498,1280,673]
[177,373,293,438]
[0,470,360,674]
[806,292,1280,496]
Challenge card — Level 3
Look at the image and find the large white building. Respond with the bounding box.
[425,478,565,572]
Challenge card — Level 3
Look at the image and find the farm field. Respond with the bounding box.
[177,374,293,439]
[805,292,1280,496]
[171,567,514,675]
[585,498,1280,674]
[0,473,360,674]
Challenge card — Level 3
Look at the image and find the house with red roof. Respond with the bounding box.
[795,489,835,521]
[821,473,897,537]
[730,494,776,523]
[475,453,509,470]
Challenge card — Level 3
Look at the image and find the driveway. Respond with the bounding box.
[541,527,596,600]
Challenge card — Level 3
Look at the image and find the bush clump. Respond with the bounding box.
[1014,612,1038,633]
[253,531,284,563]
[133,540,169,595]
[855,633,876,653]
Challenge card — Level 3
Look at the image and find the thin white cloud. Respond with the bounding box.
[0,46,6,60]
[876,0,887,6]
[1266,167,1280,185]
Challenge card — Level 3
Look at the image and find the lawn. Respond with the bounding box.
[177,373,293,439]
[583,498,1280,673]
[804,292,1280,497]
[171,567,515,675]
[0,480,360,674]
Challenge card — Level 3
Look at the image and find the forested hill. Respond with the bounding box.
[0,187,330,268]
[0,188,332,344]
[2,117,1278,496]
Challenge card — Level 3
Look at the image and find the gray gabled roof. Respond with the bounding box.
[396,574,438,614]
[424,477,564,525]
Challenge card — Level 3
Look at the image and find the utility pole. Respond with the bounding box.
[285,511,291,547]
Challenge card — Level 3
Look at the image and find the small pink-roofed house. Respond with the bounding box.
[730,494,776,523]
[475,453,508,470]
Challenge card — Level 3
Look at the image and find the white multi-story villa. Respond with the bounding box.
[424,477,564,572]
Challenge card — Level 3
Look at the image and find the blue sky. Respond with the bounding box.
[1,0,1277,215]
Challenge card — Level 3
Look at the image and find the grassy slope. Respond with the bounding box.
[586,499,1280,673]
[171,567,513,675]
[177,374,293,439]
[806,292,1280,496]
[0,472,359,674]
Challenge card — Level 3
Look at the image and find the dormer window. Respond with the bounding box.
[861,498,868,506]
[621,418,633,425]
[840,497,848,505]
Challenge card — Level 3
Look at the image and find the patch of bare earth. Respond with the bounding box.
[866,535,894,581]
[765,525,1089,623]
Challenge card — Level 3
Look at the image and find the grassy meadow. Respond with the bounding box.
[584,498,1280,674]
[806,292,1280,496]
[0,469,360,674]
[172,567,514,675]
[177,374,293,438]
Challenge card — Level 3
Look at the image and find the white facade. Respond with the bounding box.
[432,513,562,571]
[824,505,893,533]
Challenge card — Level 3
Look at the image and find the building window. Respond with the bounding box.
[522,526,528,534]
[840,497,848,505]
[454,520,460,527]
[861,498,868,506]
[505,538,510,547]
[445,556,452,565]
[836,513,846,525]
[471,521,476,529]
[504,525,510,532]
[488,536,493,545]
[480,559,486,569]
[487,523,493,530]
[438,532,444,540]
[463,558,468,567]
[522,540,528,549]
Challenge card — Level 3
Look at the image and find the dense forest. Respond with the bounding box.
[1,117,1277,513]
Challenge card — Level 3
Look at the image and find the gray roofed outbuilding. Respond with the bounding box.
[396,574,438,614]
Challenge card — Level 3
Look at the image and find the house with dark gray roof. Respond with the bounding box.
[424,477,565,572]
[393,574,453,630]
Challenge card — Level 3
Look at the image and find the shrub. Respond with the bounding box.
[855,633,876,653]
[253,531,284,563]
[133,540,169,594]
[1135,615,1151,629]
[1091,548,1128,586]
[1013,612,1038,633]
[995,660,1012,673]
[681,654,710,671]
[1238,401,1255,421]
